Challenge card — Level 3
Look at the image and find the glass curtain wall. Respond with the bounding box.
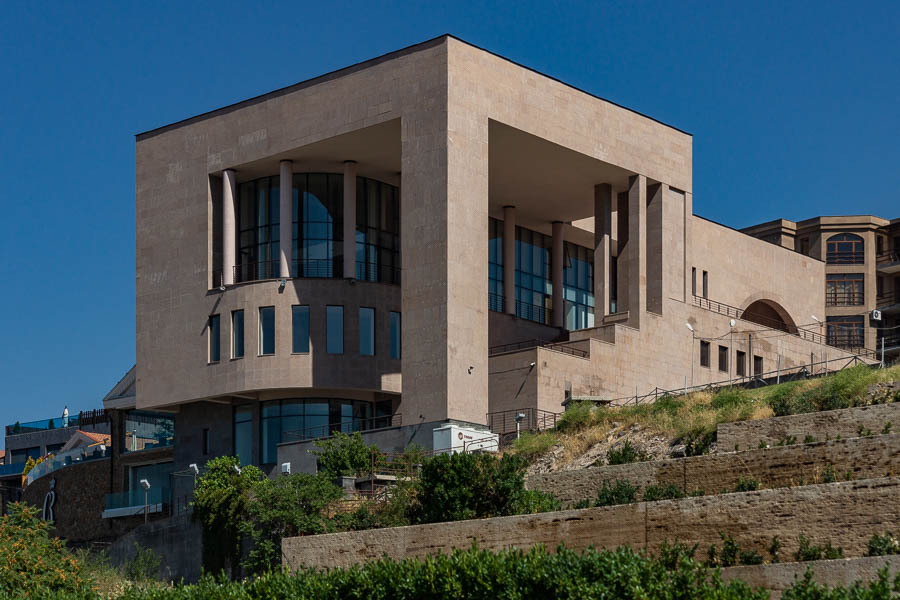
[293,173,343,278]
[260,399,373,462]
[236,176,280,282]
[356,177,400,283]
[563,242,595,330]
[515,226,552,325]
[488,218,504,312]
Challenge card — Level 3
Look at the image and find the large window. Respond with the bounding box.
[232,310,244,358]
[261,399,374,462]
[237,176,280,282]
[293,173,343,278]
[826,273,864,306]
[718,345,728,373]
[700,341,710,367]
[359,307,375,356]
[515,227,552,324]
[356,177,400,283]
[208,315,220,363]
[826,233,864,264]
[233,407,253,466]
[326,306,343,354]
[488,218,504,312]
[127,461,173,506]
[259,307,275,355]
[291,305,309,353]
[563,242,594,330]
[389,311,401,359]
[123,411,174,453]
[826,315,865,348]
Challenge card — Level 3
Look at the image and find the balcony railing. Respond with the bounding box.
[234,260,280,283]
[877,334,900,351]
[123,412,174,454]
[489,338,589,359]
[105,486,170,511]
[516,299,552,325]
[826,250,865,265]
[488,292,505,313]
[827,332,867,350]
[486,408,560,436]
[6,409,107,437]
[877,250,900,265]
[281,413,402,444]
[877,290,898,307]
[355,262,401,284]
[292,258,342,279]
[825,291,865,307]
[25,444,109,486]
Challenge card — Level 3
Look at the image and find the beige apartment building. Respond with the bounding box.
[135,35,878,474]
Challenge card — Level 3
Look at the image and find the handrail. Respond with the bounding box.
[488,338,588,359]
[486,407,560,435]
[826,250,865,265]
[488,292,505,313]
[281,413,402,444]
[355,262,401,284]
[876,289,898,307]
[6,409,107,437]
[876,250,900,264]
[825,291,866,307]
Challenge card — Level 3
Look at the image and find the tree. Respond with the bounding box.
[312,431,379,478]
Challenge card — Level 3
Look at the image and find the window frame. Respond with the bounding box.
[826,233,864,265]
[208,314,221,363]
[291,305,310,354]
[700,340,710,368]
[258,306,275,356]
[231,309,244,359]
[718,345,728,373]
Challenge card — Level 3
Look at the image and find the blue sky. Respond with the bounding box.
[0,1,897,443]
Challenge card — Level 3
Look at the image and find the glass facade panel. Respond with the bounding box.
[389,311,401,359]
[129,461,173,498]
[326,306,343,354]
[826,273,865,306]
[488,218,504,312]
[208,315,220,362]
[291,305,310,353]
[356,177,400,283]
[826,315,866,348]
[232,310,244,358]
[515,226,552,324]
[259,306,275,355]
[293,173,343,278]
[261,399,376,459]
[123,411,174,453]
[359,307,375,356]
[236,176,280,282]
[826,233,864,264]
[233,407,253,466]
[563,242,594,330]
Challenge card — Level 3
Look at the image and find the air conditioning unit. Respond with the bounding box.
[871,310,882,321]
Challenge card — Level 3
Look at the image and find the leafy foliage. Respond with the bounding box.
[642,484,685,502]
[781,567,900,600]
[607,440,647,465]
[866,532,900,557]
[124,543,161,582]
[511,431,559,460]
[312,431,379,478]
[595,479,639,507]
[793,535,843,562]
[733,476,759,492]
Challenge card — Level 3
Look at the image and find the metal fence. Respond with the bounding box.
[281,413,402,444]
[489,338,589,359]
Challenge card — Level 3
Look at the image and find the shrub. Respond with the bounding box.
[794,534,844,562]
[782,567,900,600]
[515,489,562,514]
[776,435,798,446]
[124,542,161,581]
[769,536,782,563]
[572,498,592,509]
[733,476,759,492]
[0,503,92,598]
[804,434,818,444]
[883,421,893,435]
[642,484,684,502]
[682,428,716,457]
[312,431,380,478]
[556,401,595,432]
[512,431,558,461]
[867,532,900,557]
[595,479,639,507]
[821,464,837,484]
[606,440,647,465]
[710,388,750,410]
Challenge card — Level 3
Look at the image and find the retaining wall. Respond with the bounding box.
[717,402,900,451]
[526,432,900,505]
[108,513,203,583]
[283,477,900,571]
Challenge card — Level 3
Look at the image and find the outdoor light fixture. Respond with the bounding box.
[218,285,226,292]
[189,463,199,476]
[139,479,151,524]
[685,323,694,332]
[278,279,287,291]
[468,365,474,374]
[529,362,536,368]
[514,412,527,440]
[233,465,242,475]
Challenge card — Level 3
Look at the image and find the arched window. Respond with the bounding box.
[826,233,864,264]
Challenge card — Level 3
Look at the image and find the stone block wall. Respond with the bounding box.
[108,513,202,583]
[283,477,900,571]
[525,432,900,506]
[717,403,900,451]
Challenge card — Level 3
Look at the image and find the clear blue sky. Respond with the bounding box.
[0,1,897,443]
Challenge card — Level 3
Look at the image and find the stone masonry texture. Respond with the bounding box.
[282,477,900,571]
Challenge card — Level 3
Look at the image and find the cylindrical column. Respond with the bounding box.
[222,169,237,286]
[279,160,293,279]
[503,206,516,315]
[594,184,612,320]
[552,221,564,328]
[343,161,357,279]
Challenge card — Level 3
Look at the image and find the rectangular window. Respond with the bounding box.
[702,271,709,299]
[202,428,210,456]
[291,305,310,353]
[326,306,344,354]
[825,273,864,306]
[718,345,728,373]
[691,267,697,296]
[609,256,618,313]
[389,311,401,359]
[736,351,746,377]
[259,306,275,355]
[359,307,375,356]
[208,315,221,362]
[488,218,504,312]
[799,238,810,255]
[826,315,865,348]
[700,341,710,368]
[233,407,253,466]
[232,310,244,358]
[753,355,763,376]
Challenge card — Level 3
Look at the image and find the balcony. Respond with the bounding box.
[6,409,107,437]
[25,444,109,486]
[123,412,174,454]
[877,251,900,274]
[281,413,402,444]
[103,487,169,519]
[355,261,401,285]
[877,289,899,313]
[825,291,865,307]
[826,250,865,265]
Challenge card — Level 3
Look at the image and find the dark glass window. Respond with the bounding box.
[360,307,375,356]
[232,310,244,358]
[261,399,374,460]
[259,307,275,355]
[700,341,710,367]
[291,305,310,353]
[691,267,697,296]
[488,218,504,312]
[208,315,220,363]
[563,242,594,330]
[356,177,400,283]
[736,351,746,377]
[236,176,280,282]
[799,238,810,255]
[515,226,552,324]
[826,315,866,348]
[389,311,401,359]
[826,273,864,306]
[326,306,343,354]
[718,345,728,373]
[202,429,209,456]
[609,255,618,314]
[753,355,763,376]
[702,271,709,299]
[293,173,343,278]
[233,407,253,466]
[826,233,864,264]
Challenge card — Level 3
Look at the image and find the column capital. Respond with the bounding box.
[279,159,293,165]
[343,159,357,165]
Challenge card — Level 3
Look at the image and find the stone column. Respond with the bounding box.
[343,161,357,279]
[279,160,292,279]
[594,184,612,320]
[222,169,237,286]
[552,222,565,327]
[626,174,647,329]
[503,206,516,315]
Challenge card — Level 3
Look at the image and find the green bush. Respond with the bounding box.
[0,503,93,598]
[867,532,900,557]
[681,428,716,457]
[733,476,759,492]
[511,431,558,460]
[794,535,844,562]
[595,479,639,507]
[312,431,380,478]
[782,567,900,599]
[557,401,595,432]
[607,440,647,465]
[642,484,684,502]
[124,542,161,581]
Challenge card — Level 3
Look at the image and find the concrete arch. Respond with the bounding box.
[741,299,798,334]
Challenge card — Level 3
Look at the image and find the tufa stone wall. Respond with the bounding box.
[283,477,900,571]
[526,432,900,506]
[717,402,900,451]
[108,513,203,583]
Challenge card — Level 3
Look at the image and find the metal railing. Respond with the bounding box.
[25,444,110,486]
[281,413,402,444]
[293,258,342,279]
[234,260,281,283]
[516,299,552,325]
[355,262,401,284]
[825,291,865,307]
[826,250,865,265]
[488,292,505,313]
[105,487,169,512]
[6,409,107,437]
[878,334,900,351]
[486,407,560,435]
[877,290,898,307]
[488,338,589,359]
[877,250,900,265]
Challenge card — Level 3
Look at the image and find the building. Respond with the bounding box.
[743,216,899,359]
[133,35,876,477]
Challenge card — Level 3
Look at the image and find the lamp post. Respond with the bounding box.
[729,319,735,386]
[685,323,695,388]
[514,412,526,440]
[139,479,151,525]
[812,315,824,375]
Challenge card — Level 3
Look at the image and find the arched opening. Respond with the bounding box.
[741,299,798,334]
[826,233,864,264]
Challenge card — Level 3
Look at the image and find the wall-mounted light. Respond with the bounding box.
[468,366,474,374]
[218,285,226,292]
[278,279,287,292]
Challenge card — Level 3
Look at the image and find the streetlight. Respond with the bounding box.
[139,479,151,524]
[685,323,695,388]
[514,412,526,440]
[811,315,824,374]
[729,319,735,386]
